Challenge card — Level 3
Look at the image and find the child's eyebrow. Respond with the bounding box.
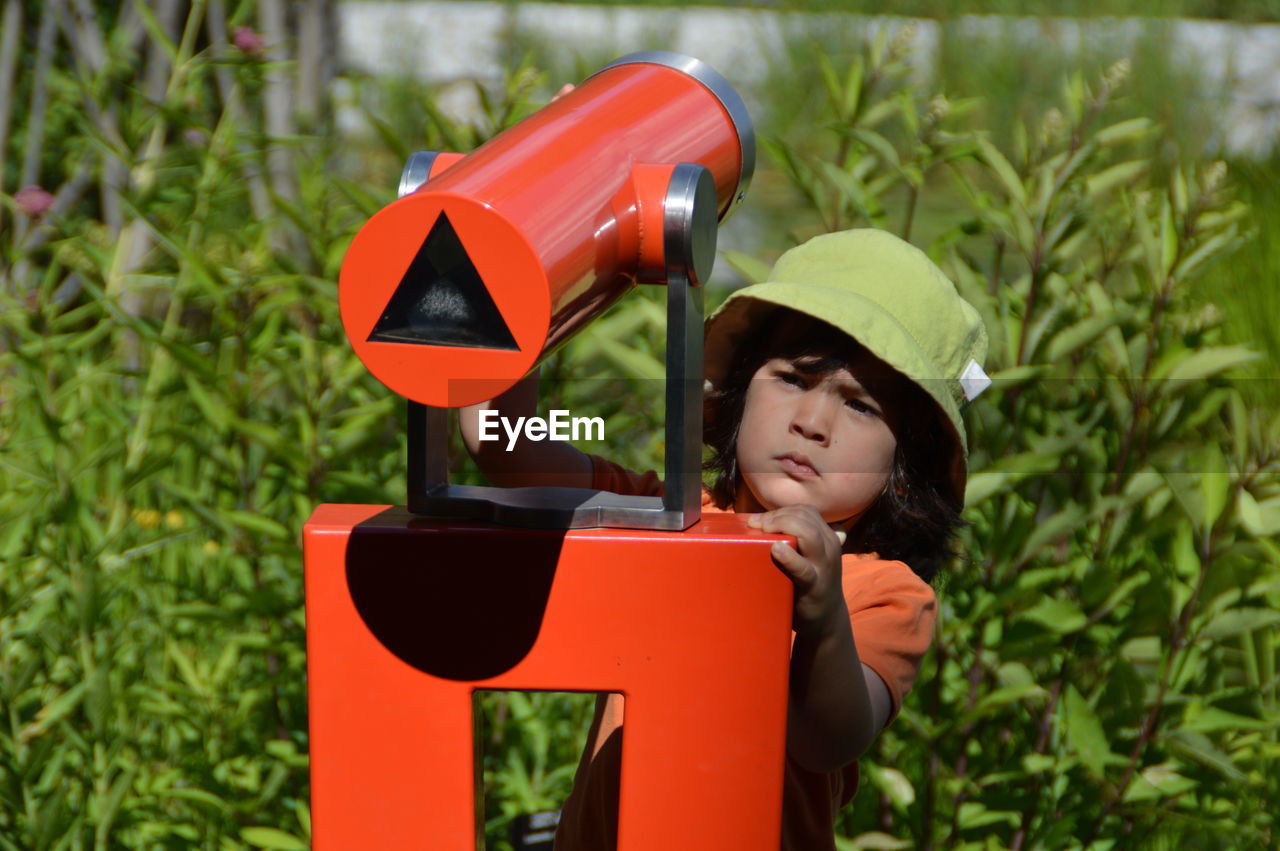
[787,354,847,375]
[834,377,884,410]
[780,357,887,408]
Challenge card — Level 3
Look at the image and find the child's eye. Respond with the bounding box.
[777,370,806,387]
[846,397,877,416]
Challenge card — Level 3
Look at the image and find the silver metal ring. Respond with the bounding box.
[399,151,440,198]
[664,163,718,286]
[597,51,755,218]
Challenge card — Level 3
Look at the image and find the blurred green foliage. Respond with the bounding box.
[1,2,1278,850]
[738,30,1280,849]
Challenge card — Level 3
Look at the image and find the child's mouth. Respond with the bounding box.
[777,453,818,478]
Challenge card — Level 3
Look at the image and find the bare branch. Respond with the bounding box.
[206,0,272,221]
[0,0,23,199]
[19,0,58,191]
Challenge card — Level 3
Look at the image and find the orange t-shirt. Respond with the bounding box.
[554,457,938,851]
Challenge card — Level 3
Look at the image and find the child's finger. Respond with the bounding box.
[770,540,817,588]
[753,510,830,554]
[751,507,816,535]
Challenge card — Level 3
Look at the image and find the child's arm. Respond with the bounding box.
[458,370,595,489]
[747,506,893,773]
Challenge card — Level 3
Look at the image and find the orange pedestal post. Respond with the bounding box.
[305,504,792,850]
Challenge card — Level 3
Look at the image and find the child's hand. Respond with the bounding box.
[746,506,848,637]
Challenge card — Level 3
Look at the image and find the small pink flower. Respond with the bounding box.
[183,127,208,147]
[15,185,55,218]
[232,26,265,56]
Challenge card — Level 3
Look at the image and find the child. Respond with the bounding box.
[461,228,989,851]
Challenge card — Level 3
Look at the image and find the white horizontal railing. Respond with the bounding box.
[337,1,1280,156]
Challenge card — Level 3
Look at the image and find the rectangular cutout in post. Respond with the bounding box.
[474,690,622,851]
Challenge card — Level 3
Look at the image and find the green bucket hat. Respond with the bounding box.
[705,229,989,505]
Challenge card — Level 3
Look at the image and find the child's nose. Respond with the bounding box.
[789,393,836,444]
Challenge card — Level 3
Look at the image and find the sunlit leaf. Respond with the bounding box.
[1022,598,1087,634]
[1062,686,1114,778]
[241,827,308,850]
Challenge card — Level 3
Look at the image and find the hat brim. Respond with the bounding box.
[705,283,969,505]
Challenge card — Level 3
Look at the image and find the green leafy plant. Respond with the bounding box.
[756,33,1278,850]
[4,3,1277,850]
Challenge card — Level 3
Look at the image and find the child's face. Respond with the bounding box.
[734,351,898,527]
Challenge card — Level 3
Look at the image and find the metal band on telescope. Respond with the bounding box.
[596,51,756,218]
[398,151,440,199]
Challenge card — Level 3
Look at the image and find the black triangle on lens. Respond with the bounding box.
[367,212,520,350]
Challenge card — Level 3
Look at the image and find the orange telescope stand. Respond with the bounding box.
[338,52,753,408]
[305,505,792,849]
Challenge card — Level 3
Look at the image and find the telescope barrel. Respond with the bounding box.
[338,53,753,408]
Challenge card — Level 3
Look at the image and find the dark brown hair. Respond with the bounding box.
[704,308,961,583]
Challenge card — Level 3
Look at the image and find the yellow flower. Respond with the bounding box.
[133,509,161,529]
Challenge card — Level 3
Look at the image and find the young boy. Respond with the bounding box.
[461,228,988,850]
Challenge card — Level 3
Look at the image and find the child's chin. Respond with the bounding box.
[745,475,824,512]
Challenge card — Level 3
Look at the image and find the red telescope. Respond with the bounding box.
[338,51,754,408]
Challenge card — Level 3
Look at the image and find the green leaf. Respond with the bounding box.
[850,128,902,171]
[1022,598,1087,634]
[842,58,864,122]
[1166,729,1246,781]
[85,664,111,733]
[1021,753,1057,774]
[1085,160,1148,199]
[975,135,1026,206]
[1182,706,1277,733]
[157,786,226,809]
[1090,572,1150,623]
[1197,444,1229,531]
[719,250,770,285]
[1174,227,1243,280]
[167,641,206,694]
[1160,199,1178,278]
[241,827,308,850]
[33,784,70,850]
[19,682,86,741]
[1124,763,1197,801]
[840,832,913,850]
[1094,117,1155,146]
[1198,607,1280,642]
[1062,685,1113,778]
[591,336,664,381]
[866,764,915,808]
[957,801,1020,829]
[1162,345,1259,384]
[1172,168,1190,216]
[818,161,884,223]
[1122,636,1161,663]
[1238,491,1280,537]
[817,51,843,116]
[1044,311,1123,363]
[969,682,1049,718]
[224,510,291,541]
[95,766,139,844]
[1017,504,1085,566]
